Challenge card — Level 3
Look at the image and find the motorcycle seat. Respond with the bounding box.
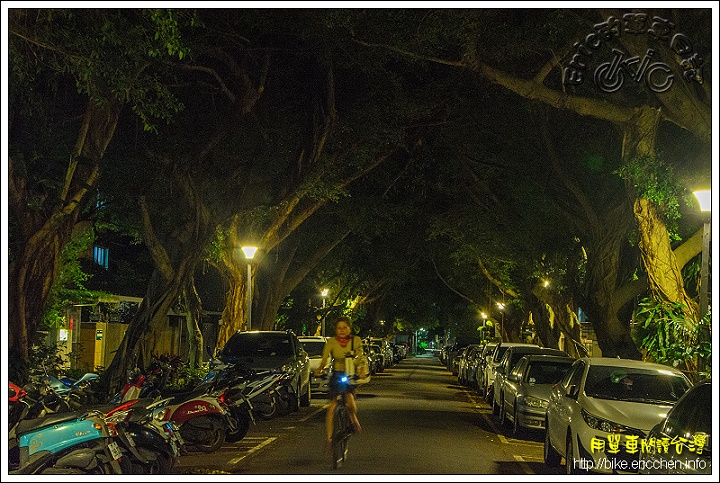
[15,410,87,435]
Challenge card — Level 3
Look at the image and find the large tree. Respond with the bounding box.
[7,9,192,382]
[346,8,712,358]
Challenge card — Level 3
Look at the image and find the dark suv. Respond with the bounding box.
[219,330,312,411]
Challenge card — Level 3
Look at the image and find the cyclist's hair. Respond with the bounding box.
[334,316,353,329]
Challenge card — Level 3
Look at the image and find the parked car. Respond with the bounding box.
[499,354,575,436]
[544,357,692,475]
[464,344,485,390]
[367,343,386,373]
[492,345,567,417]
[365,346,382,375]
[482,342,539,403]
[639,379,711,475]
[475,342,498,397]
[444,342,469,372]
[368,338,394,369]
[219,330,312,412]
[298,336,330,394]
[458,344,482,386]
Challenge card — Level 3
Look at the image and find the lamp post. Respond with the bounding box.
[693,189,711,375]
[497,302,505,341]
[241,246,258,331]
[321,288,329,336]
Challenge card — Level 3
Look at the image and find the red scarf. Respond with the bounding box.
[336,336,351,348]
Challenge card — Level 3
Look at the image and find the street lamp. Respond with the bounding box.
[693,189,711,374]
[496,301,505,341]
[241,246,258,331]
[321,288,329,336]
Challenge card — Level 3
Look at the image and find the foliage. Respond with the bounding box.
[616,154,685,241]
[162,360,210,391]
[44,229,107,329]
[632,297,711,379]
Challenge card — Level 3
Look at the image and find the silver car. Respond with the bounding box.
[544,357,692,475]
[499,354,575,436]
[298,336,330,393]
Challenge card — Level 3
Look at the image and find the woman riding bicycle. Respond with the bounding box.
[314,316,367,447]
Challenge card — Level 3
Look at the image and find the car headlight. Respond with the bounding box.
[581,408,637,434]
[519,396,548,408]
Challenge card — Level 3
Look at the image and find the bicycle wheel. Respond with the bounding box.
[332,404,351,469]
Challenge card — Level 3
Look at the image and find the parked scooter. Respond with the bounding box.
[160,388,236,453]
[103,397,184,474]
[203,357,286,422]
[8,382,123,474]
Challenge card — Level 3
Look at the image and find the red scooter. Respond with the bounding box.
[157,388,236,453]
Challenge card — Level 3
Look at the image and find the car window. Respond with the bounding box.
[511,359,526,379]
[222,334,293,358]
[526,361,574,385]
[498,351,510,372]
[559,361,584,397]
[663,383,712,438]
[583,366,691,403]
[493,346,509,363]
[300,341,325,357]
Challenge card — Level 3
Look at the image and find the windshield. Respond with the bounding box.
[584,366,691,404]
[221,333,293,359]
[525,361,573,384]
[301,341,325,357]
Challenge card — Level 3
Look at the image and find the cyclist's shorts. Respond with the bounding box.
[327,371,357,399]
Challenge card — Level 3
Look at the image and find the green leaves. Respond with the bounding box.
[616,154,684,240]
[632,297,710,374]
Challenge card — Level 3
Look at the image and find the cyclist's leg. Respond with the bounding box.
[344,391,362,432]
[326,398,338,442]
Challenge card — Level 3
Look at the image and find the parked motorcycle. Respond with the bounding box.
[8,382,123,474]
[160,387,236,453]
[103,397,184,474]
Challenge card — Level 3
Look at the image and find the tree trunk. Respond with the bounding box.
[8,97,123,383]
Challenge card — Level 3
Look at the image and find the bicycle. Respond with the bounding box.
[321,372,368,470]
[331,380,354,470]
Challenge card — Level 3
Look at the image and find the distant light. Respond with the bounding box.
[241,246,258,259]
[543,279,550,288]
[321,288,329,297]
[693,189,711,212]
[497,302,505,310]
[481,312,488,319]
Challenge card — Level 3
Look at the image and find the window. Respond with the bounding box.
[94,246,109,269]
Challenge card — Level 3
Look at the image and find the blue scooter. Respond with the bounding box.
[8,382,124,474]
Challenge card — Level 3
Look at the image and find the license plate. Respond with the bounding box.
[108,441,122,460]
[125,431,136,447]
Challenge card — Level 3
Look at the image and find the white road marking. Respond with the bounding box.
[228,437,277,464]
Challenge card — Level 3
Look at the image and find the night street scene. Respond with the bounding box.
[2,4,717,480]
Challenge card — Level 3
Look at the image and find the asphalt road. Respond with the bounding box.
[172,352,563,476]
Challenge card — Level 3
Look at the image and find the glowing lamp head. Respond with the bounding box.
[241,246,258,259]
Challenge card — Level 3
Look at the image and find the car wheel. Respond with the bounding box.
[566,435,574,474]
[565,434,586,474]
[300,378,311,407]
[291,384,300,412]
[512,404,522,438]
[499,397,507,425]
[543,419,561,467]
